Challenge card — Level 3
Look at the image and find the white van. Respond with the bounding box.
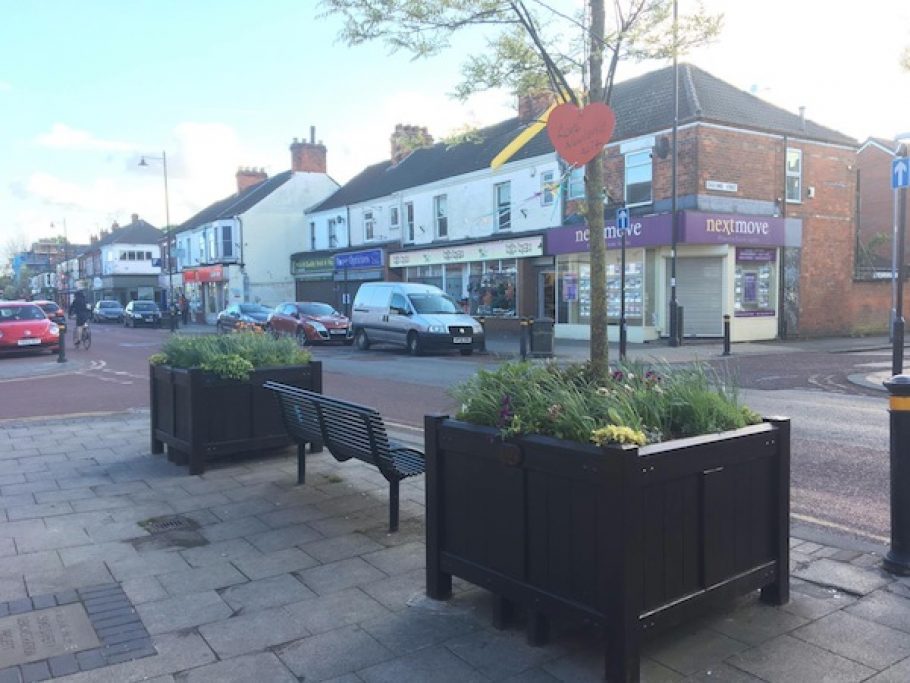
[351,282,484,356]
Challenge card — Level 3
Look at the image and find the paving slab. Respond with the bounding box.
[726,634,876,682]
[792,610,910,669]
[179,651,297,683]
[793,557,891,595]
[276,624,393,680]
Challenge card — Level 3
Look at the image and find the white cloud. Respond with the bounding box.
[0,81,11,92]
[36,123,135,152]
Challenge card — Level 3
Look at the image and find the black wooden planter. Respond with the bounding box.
[150,361,322,475]
[424,415,790,682]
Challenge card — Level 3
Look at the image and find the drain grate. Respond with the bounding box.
[139,515,199,534]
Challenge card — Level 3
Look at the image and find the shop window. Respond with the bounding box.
[540,171,556,206]
[405,202,415,242]
[567,167,585,199]
[624,149,652,206]
[734,248,777,317]
[364,210,375,240]
[434,195,448,238]
[496,182,511,230]
[786,148,802,203]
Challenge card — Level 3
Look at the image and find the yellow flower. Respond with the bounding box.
[591,424,647,447]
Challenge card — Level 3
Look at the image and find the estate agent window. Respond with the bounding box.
[786,148,802,203]
[496,182,511,230]
[734,248,777,317]
[624,149,652,206]
[434,194,448,238]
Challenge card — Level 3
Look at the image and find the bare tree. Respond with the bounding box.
[322,0,721,376]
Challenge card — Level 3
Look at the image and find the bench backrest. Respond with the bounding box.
[264,382,391,466]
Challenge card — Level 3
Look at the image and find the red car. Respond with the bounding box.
[0,302,60,355]
[268,302,353,345]
[32,300,66,326]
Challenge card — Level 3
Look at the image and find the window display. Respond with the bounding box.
[606,261,643,321]
[734,248,776,317]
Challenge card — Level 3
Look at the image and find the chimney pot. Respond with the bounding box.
[236,167,268,193]
[131,213,139,223]
[390,123,434,165]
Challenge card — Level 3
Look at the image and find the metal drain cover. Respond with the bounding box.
[139,515,199,534]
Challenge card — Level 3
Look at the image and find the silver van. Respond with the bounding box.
[351,282,484,356]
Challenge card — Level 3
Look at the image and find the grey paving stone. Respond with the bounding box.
[705,600,808,646]
[135,590,232,635]
[360,608,479,655]
[230,547,318,580]
[845,589,910,633]
[168,492,233,514]
[178,477,242,497]
[0,578,26,604]
[247,522,322,553]
[780,588,856,620]
[361,541,425,575]
[298,557,388,595]
[53,589,79,605]
[643,622,750,676]
[0,551,63,578]
[7,597,31,614]
[14,527,91,554]
[680,662,763,681]
[445,628,571,680]
[358,644,488,683]
[29,593,55,610]
[793,558,891,595]
[178,538,261,568]
[727,634,875,682]
[196,605,310,658]
[25,560,114,595]
[300,532,386,564]
[59,541,140,567]
[117,576,168,605]
[865,656,910,682]
[0,668,18,683]
[277,624,393,680]
[360,567,438,611]
[307,505,389,538]
[156,562,247,596]
[75,648,106,671]
[0,520,44,540]
[33,487,96,505]
[84,520,149,543]
[198,516,268,543]
[19,661,49,683]
[793,610,910,669]
[180,651,297,683]
[5,502,73,521]
[108,550,191,581]
[257,504,327,529]
[283,587,391,635]
[47,653,79,677]
[208,499,277,522]
[220,573,314,612]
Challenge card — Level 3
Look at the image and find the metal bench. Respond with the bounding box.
[264,381,425,532]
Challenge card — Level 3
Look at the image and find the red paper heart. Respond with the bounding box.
[546,103,616,167]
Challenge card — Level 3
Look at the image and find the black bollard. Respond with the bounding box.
[884,375,910,576]
[478,316,486,352]
[619,317,627,361]
[57,321,67,364]
[722,314,731,356]
[519,318,529,360]
[677,306,685,346]
[527,318,535,354]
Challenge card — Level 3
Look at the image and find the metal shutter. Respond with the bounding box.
[667,257,723,337]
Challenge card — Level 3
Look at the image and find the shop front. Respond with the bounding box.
[389,235,546,319]
[546,211,788,342]
[182,265,227,325]
[334,249,386,317]
[292,253,336,308]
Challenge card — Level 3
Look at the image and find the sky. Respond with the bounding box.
[2,0,909,252]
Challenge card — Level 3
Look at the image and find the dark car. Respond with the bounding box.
[268,301,353,345]
[216,303,272,333]
[93,300,124,323]
[33,300,66,326]
[123,300,162,328]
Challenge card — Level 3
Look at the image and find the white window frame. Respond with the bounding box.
[405,202,415,242]
[309,221,316,250]
[786,148,802,203]
[328,219,337,247]
[567,167,585,199]
[364,210,375,241]
[540,170,556,206]
[624,149,653,207]
[495,182,511,230]
[434,195,448,239]
[389,206,400,229]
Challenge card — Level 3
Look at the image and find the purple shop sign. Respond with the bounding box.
[546,214,672,254]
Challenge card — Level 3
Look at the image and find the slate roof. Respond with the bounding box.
[97,220,162,246]
[176,171,294,233]
[312,64,856,213]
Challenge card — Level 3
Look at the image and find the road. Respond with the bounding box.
[0,324,896,545]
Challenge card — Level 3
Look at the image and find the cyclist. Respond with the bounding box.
[68,290,90,347]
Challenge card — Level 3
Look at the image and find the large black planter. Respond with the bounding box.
[424,415,790,682]
[150,361,322,475]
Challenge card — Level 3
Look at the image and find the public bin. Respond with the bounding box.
[529,317,554,357]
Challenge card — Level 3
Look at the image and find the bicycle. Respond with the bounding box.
[73,321,92,350]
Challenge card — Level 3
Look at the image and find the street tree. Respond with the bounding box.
[322,0,721,376]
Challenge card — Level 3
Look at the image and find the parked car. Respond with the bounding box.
[216,303,272,333]
[351,282,484,356]
[123,300,162,328]
[268,302,353,345]
[93,300,124,323]
[0,302,60,355]
[32,300,66,326]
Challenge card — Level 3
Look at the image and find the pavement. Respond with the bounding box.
[0,331,908,681]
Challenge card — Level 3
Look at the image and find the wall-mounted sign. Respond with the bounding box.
[390,236,543,268]
[335,249,383,270]
[706,180,738,192]
[293,256,334,275]
[183,265,224,283]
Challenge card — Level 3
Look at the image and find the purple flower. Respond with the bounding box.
[612,370,624,382]
[497,394,513,428]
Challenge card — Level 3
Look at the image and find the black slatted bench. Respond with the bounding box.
[263,381,425,532]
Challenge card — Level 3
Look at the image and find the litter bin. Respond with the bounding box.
[529,317,554,357]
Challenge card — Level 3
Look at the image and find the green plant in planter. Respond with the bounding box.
[149,331,311,381]
[450,360,761,446]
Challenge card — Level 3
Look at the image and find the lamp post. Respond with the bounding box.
[668,0,681,346]
[138,152,175,330]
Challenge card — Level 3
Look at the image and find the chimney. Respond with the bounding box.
[799,106,806,131]
[131,213,139,224]
[518,91,556,123]
[290,131,327,173]
[390,124,434,165]
[236,167,268,193]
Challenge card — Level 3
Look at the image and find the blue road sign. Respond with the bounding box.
[893,157,909,189]
[616,208,630,231]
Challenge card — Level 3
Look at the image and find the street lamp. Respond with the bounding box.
[138,151,175,330]
[891,133,910,375]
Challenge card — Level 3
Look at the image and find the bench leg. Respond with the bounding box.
[604,629,640,683]
[526,610,549,646]
[309,438,323,454]
[388,479,399,533]
[151,434,163,455]
[188,448,205,476]
[492,595,514,630]
[296,443,306,485]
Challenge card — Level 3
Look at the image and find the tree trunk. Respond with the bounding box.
[586,0,608,377]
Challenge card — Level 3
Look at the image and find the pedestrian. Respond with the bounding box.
[179,293,189,325]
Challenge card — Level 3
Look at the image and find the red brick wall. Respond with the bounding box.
[290,142,327,173]
[857,144,902,266]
